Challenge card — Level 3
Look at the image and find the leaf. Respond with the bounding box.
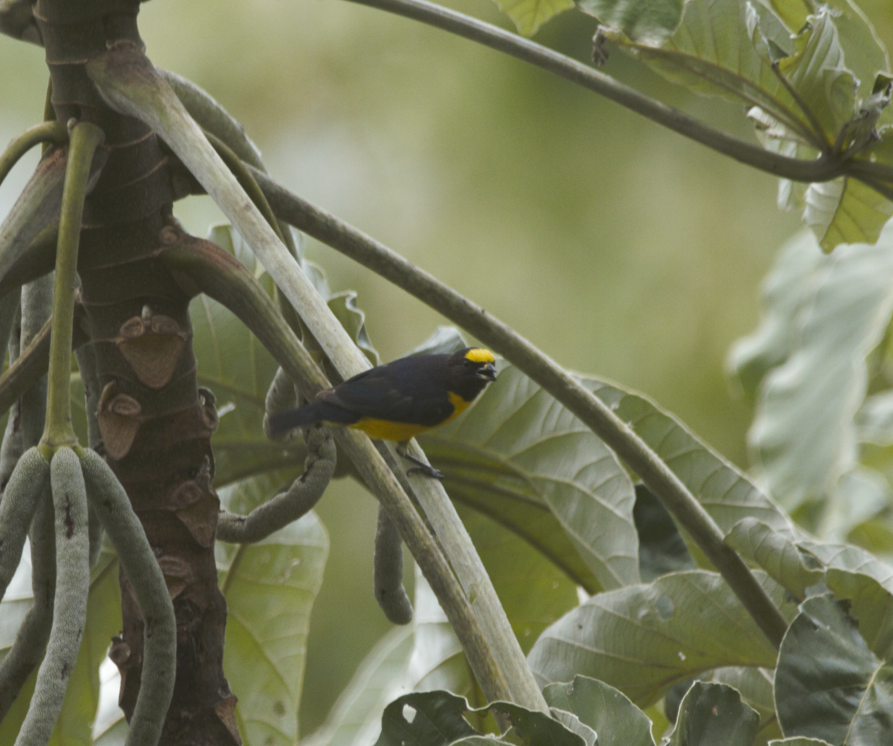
[727,231,827,399]
[302,569,470,746]
[327,291,379,367]
[745,220,893,511]
[217,475,329,746]
[576,0,684,45]
[542,675,656,746]
[602,1,851,146]
[804,177,893,251]
[775,594,893,744]
[703,667,780,743]
[823,568,893,658]
[667,682,760,746]
[489,0,574,38]
[768,738,834,746]
[726,519,823,599]
[582,378,795,542]
[633,484,696,582]
[375,691,585,746]
[422,364,640,594]
[527,570,792,707]
[191,291,303,487]
[375,691,478,746]
[455,504,578,654]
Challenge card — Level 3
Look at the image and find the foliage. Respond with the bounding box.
[4,0,893,745]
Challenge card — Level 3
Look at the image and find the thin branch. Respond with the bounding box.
[342,0,841,184]
[255,170,790,650]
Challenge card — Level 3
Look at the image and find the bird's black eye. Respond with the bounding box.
[463,358,476,368]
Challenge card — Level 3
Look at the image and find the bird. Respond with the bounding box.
[268,347,498,479]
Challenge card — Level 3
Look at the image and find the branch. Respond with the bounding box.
[255,170,791,650]
[159,229,515,703]
[342,0,842,183]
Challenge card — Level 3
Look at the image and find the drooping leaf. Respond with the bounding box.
[775,594,893,744]
[744,221,893,512]
[217,474,329,746]
[422,364,640,595]
[542,675,656,746]
[726,519,822,599]
[804,177,893,251]
[489,0,575,38]
[576,0,684,45]
[727,231,827,399]
[667,682,760,746]
[527,570,793,706]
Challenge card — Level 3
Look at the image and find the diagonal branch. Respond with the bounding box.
[254,170,791,650]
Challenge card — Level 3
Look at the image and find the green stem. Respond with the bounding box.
[342,0,841,184]
[255,170,791,650]
[0,121,67,188]
[41,121,104,449]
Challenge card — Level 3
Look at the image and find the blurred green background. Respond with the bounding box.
[2,0,892,736]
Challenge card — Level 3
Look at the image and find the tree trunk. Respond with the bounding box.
[36,0,239,742]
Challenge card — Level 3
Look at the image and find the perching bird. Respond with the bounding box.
[268,347,498,478]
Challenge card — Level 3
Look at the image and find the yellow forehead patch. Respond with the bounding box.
[465,348,495,364]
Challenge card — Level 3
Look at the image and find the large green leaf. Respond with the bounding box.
[527,570,793,706]
[303,570,470,746]
[422,364,640,594]
[742,221,893,512]
[703,667,780,744]
[775,593,893,744]
[542,675,656,746]
[582,378,794,542]
[217,474,329,746]
[804,177,893,252]
[455,504,578,654]
[667,682,760,746]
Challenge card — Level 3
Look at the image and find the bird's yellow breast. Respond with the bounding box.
[348,392,471,442]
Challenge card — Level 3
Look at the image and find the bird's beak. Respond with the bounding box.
[477,363,497,382]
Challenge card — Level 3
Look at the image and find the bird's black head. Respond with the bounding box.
[447,347,497,401]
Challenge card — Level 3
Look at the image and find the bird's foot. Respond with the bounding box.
[398,450,444,480]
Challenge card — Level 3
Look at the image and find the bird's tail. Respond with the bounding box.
[267,400,356,435]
